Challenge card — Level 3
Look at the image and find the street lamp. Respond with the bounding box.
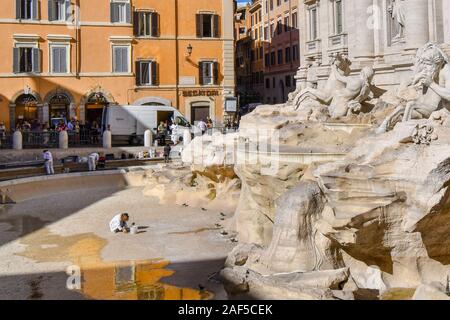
[187,44,193,56]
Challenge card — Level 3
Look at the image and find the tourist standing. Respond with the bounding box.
[43,150,55,175]
[88,152,100,171]
[164,143,172,163]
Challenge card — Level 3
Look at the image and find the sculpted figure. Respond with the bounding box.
[328,64,375,119]
[378,43,450,133]
[388,0,406,40]
[292,53,351,110]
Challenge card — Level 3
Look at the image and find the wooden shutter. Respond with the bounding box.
[48,0,54,21]
[133,11,140,36]
[151,12,159,37]
[60,47,67,73]
[32,48,41,73]
[122,47,128,72]
[213,15,220,38]
[110,2,118,23]
[198,61,204,85]
[52,47,60,73]
[125,3,131,24]
[113,47,121,72]
[32,0,40,20]
[196,14,203,38]
[65,0,71,21]
[135,61,141,85]
[16,0,21,19]
[13,48,20,73]
[213,62,219,85]
[151,61,158,85]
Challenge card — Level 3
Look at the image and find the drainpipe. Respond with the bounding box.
[175,0,180,109]
[75,0,80,78]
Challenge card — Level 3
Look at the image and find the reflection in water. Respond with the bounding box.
[0,212,48,237]
[379,288,416,300]
[17,228,213,300]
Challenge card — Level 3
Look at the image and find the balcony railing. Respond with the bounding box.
[305,39,321,56]
[328,33,348,52]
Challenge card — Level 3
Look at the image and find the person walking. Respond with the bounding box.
[88,152,100,171]
[164,143,172,163]
[43,150,55,175]
[198,119,207,135]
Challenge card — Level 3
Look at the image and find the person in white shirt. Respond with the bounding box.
[109,213,130,233]
[43,150,54,175]
[197,120,207,135]
[88,152,100,171]
[170,123,180,145]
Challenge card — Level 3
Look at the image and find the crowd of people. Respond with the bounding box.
[11,118,103,145]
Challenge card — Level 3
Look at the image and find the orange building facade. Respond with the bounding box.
[0,0,236,131]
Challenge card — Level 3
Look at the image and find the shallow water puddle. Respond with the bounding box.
[17,228,212,300]
[379,288,416,300]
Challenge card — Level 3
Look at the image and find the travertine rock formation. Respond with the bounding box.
[142,165,240,215]
[183,43,450,300]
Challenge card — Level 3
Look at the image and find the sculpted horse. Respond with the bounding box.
[291,53,352,111]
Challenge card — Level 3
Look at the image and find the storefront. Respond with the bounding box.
[48,93,70,128]
[13,94,39,129]
[85,93,109,125]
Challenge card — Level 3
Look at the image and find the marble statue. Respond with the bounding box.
[378,43,450,133]
[388,0,406,40]
[291,53,351,110]
[328,64,375,118]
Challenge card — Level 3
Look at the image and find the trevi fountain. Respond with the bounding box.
[179,42,450,300]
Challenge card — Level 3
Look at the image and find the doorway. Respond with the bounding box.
[85,93,109,127]
[191,106,210,123]
[14,94,38,129]
[48,93,70,128]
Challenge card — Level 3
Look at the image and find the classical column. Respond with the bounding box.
[404,0,429,49]
[69,102,77,120]
[441,0,450,44]
[42,103,49,125]
[9,104,15,130]
[348,0,375,62]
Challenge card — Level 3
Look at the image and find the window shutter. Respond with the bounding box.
[196,14,203,38]
[198,61,204,85]
[110,3,118,23]
[213,62,219,85]
[65,0,72,21]
[52,47,60,73]
[133,11,140,36]
[213,15,220,38]
[151,12,159,37]
[121,47,128,72]
[32,0,40,20]
[113,47,120,72]
[151,61,158,85]
[60,47,67,73]
[135,61,141,85]
[125,3,131,24]
[32,48,41,73]
[48,0,54,21]
[13,48,20,73]
[16,0,21,19]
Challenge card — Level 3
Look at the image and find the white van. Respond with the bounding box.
[103,105,191,145]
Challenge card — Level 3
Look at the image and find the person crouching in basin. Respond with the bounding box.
[110,213,130,234]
